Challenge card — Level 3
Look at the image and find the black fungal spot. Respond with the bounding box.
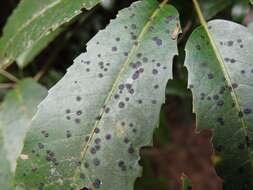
[232,83,238,89]
[76,110,82,115]
[128,145,134,154]
[244,108,252,114]
[131,24,137,30]
[95,138,101,144]
[136,53,142,58]
[217,117,225,125]
[66,116,71,120]
[98,73,103,78]
[196,45,201,50]
[66,130,72,138]
[114,94,119,99]
[154,84,159,89]
[105,134,111,140]
[93,158,100,166]
[124,137,129,144]
[207,73,214,79]
[118,102,125,108]
[121,121,125,126]
[90,147,96,154]
[213,95,219,100]
[86,68,90,72]
[75,118,80,124]
[38,143,44,149]
[238,111,243,118]
[241,70,245,74]
[138,99,142,104]
[76,96,82,101]
[227,41,233,46]
[80,173,85,180]
[118,84,124,90]
[93,179,101,188]
[66,109,71,114]
[125,97,130,102]
[115,37,120,41]
[112,46,117,52]
[94,128,100,134]
[152,100,157,104]
[104,107,110,114]
[152,37,162,46]
[217,100,224,107]
[152,69,158,75]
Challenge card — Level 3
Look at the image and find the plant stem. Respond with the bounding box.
[0,69,19,82]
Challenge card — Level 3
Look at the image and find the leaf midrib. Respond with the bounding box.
[192,0,253,166]
[71,0,169,183]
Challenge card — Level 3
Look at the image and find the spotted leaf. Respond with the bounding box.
[15,0,181,189]
[0,79,47,189]
[185,20,253,189]
[0,128,13,190]
[0,0,99,69]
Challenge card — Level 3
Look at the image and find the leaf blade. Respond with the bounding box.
[185,19,253,189]
[0,79,47,172]
[0,0,99,69]
[16,0,181,189]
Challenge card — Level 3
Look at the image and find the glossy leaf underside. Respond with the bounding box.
[0,0,99,69]
[185,20,253,190]
[0,79,47,189]
[16,0,181,190]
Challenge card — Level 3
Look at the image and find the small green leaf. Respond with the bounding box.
[0,0,99,69]
[181,175,192,190]
[250,0,253,5]
[0,79,47,189]
[0,79,47,172]
[185,20,253,189]
[15,0,181,189]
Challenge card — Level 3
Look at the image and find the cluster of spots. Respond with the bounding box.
[152,37,162,46]
[41,130,49,138]
[45,150,58,166]
[82,178,101,189]
[65,100,83,124]
[219,39,244,49]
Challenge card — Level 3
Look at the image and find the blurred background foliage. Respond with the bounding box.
[0,0,252,189]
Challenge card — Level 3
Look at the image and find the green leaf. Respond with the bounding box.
[199,0,232,19]
[15,0,181,189]
[0,79,47,189]
[0,0,99,69]
[181,175,192,190]
[0,79,47,172]
[0,128,13,190]
[250,0,253,5]
[185,20,253,189]
[16,29,62,68]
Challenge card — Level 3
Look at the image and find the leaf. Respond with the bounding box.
[199,0,232,19]
[185,20,253,189]
[0,79,47,172]
[0,128,13,190]
[250,0,253,5]
[0,0,99,69]
[16,29,62,68]
[181,174,192,190]
[15,0,181,189]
